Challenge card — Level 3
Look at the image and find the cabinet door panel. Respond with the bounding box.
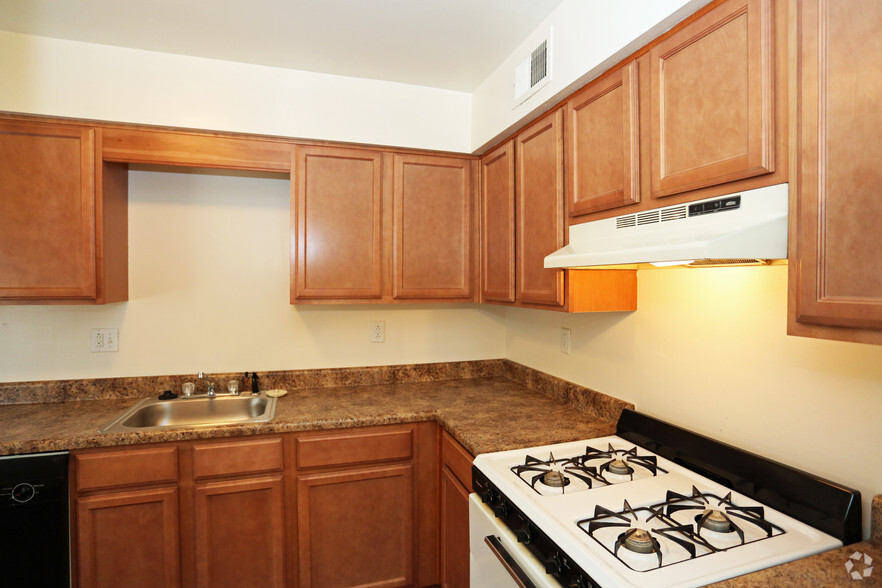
[650,0,774,197]
[0,120,97,299]
[481,140,516,303]
[440,466,470,588]
[297,465,414,587]
[567,61,640,215]
[193,476,286,588]
[791,0,882,333]
[76,487,181,588]
[292,145,383,300]
[393,154,472,299]
[516,111,565,306]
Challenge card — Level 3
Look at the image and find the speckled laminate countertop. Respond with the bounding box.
[0,360,631,457]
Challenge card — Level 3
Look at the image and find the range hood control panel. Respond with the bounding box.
[689,195,741,217]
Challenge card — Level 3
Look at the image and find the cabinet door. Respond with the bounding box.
[439,431,473,588]
[292,145,384,300]
[392,154,473,300]
[481,140,516,303]
[650,0,774,198]
[296,464,414,587]
[0,120,97,299]
[75,487,181,588]
[516,110,565,307]
[193,476,286,588]
[440,466,470,588]
[567,61,640,216]
[789,0,882,339]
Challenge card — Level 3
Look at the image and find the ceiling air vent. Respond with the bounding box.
[514,31,552,107]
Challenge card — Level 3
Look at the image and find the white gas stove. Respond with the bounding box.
[470,410,862,588]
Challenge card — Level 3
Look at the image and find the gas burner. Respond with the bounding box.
[578,444,667,481]
[620,528,656,554]
[662,486,784,549]
[542,470,568,488]
[699,509,734,533]
[579,498,720,571]
[511,453,608,495]
[606,458,633,476]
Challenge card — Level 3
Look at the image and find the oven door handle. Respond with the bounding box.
[483,535,538,588]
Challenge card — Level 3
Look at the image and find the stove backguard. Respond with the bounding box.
[616,409,862,545]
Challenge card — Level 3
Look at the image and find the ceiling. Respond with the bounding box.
[0,0,564,92]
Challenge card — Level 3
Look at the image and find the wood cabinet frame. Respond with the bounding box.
[650,0,775,198]
[481,140,517,303]
[567,61,640,216]
[787,0,882,343]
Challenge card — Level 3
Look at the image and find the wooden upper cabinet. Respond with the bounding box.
[481,140,516,303]
[516,110,565,307]
[291,145,384,301]
[789,0,882,342]
[650,0,774,198]
[0,119,127,303]
[392,153,473,300]
[567,61,640,216]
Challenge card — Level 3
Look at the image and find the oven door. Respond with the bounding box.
[468,494,560,588]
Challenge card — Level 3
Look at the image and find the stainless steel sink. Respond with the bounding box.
[99,394,278,433]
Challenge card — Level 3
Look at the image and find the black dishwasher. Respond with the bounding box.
[0,451,70,586]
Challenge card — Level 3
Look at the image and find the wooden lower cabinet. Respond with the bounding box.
[296,465,414,587]
[72,424,442,588]
[75,487,181,588]
[193,476,286,588]
[439,430,474,588]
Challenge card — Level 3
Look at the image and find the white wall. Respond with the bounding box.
[0,167,507,380]
[505,266,882,539]
[470,0,710,151]
[0,31,472,152]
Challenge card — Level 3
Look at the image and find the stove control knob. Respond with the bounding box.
[493,500,510,518]
[515,523,533,544]
[480,488,498,505]
[544,552,563,575]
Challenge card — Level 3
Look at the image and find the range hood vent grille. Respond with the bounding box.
[688,259,770,267]
[622,205,688,228]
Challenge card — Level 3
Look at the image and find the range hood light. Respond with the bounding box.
[649,260,695,268]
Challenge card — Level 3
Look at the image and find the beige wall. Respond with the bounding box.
[0,31,472,152]
[0,167,507,380]
[505,266,882,539]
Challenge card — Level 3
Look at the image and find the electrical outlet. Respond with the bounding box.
[90,328,119,352]
[560,327,571,355]
[370,320,385,343]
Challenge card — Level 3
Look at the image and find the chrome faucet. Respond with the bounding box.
[198,371,216,397]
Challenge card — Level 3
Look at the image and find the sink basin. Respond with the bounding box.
[100,394,278,433]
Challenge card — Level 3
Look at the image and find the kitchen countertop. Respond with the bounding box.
[0,360,631,457]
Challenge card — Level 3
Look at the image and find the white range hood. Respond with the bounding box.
[544,183,789,268]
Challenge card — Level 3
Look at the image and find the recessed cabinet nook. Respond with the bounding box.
[3,0,882,585]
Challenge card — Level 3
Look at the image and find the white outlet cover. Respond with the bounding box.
[90,328,119,352]
[560,327,571,355]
